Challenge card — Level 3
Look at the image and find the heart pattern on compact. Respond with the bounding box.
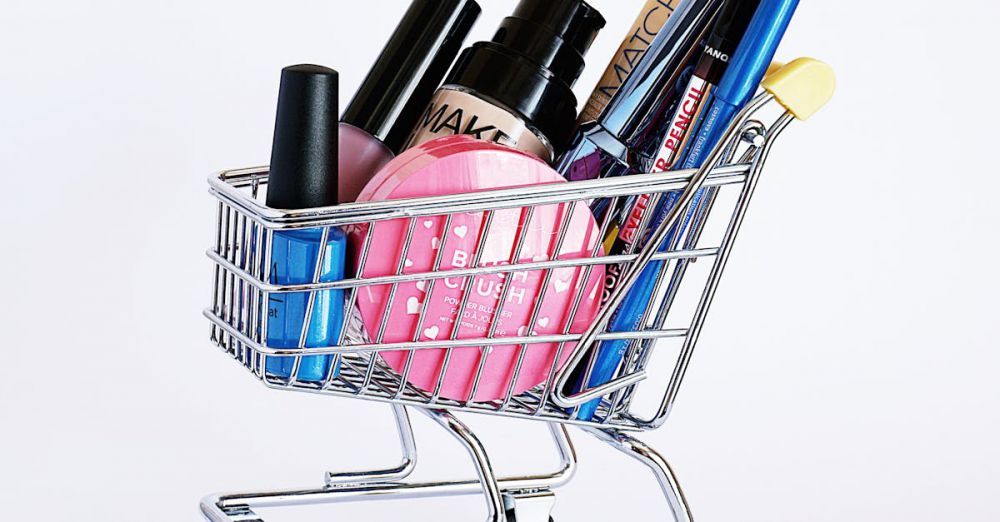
[423,325,440,340]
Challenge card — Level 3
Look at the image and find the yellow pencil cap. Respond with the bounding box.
[761,57,836,120]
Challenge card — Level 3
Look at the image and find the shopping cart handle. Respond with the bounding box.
[761,57,835,120]
[549,58,836,414]
[552,371,648,409]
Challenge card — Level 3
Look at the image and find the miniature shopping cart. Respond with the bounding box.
[202,58,834,521]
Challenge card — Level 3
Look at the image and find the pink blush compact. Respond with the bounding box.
[354,138,605,402]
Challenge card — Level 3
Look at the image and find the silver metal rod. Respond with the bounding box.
[363,218,420,392]
[431,211,495,401]
[325,404,417,485]
[206,310,688,355]
[285,227,331,383]
[397,213,454,399]
[201,422,577,521]
[500,201,577,411]
[209,165,751,229]
[207,246,721,294]
[422,409,505,522]
[210,201,225,344]
[258,228,273,376]
[468,206,536,406]
[618,121,766,407]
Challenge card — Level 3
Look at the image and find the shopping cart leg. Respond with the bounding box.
[325,404,417,485]
[423,408,507,522]
[584,428,693,522]
[201,411,575,522]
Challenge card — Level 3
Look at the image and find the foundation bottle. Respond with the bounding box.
[405,0,606,163]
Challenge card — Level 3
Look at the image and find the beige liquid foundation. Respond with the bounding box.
[409,87,552,161]
[405,0,606,163]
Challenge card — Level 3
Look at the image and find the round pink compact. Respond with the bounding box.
[354,136,606,402]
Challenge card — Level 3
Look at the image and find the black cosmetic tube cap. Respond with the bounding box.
[491,0,605,87]
[698,0,761,83]
[266,64,339,210]
[342,0,481,154]
[509,0,605,60]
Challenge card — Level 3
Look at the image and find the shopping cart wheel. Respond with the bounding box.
[504,509,554,522]
[503,490,556,522]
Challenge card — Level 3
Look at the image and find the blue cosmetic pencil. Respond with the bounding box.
[263,65,348,383]
[573,0,799,421]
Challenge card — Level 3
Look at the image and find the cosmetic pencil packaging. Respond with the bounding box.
[571,0,800,421]
[264,65,347,382]
[642,0,762,173]
[338,0,481,203]
[570,0,765,421]
[405,0,606,162]
[589,0,762,340]
[577,0,682,124]
[610,0,762,263]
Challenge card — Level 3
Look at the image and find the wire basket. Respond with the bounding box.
[205,92,791,432]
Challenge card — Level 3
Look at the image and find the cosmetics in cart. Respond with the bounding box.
[555,0,723,183]
[571,0,799,421]
[338,0,481,203]
[405,0,606,163]
[577,0,682,124]
[264,65,347,383]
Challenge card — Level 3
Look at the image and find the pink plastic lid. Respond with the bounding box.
[357,135,515,203]
[354,136,606,401]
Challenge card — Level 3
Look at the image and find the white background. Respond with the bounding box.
[2,0,998,520]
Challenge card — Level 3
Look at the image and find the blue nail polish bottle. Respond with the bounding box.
[265,228,346,382]
[263,64,347,383]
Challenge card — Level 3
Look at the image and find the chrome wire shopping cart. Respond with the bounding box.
[202,59,834,522]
